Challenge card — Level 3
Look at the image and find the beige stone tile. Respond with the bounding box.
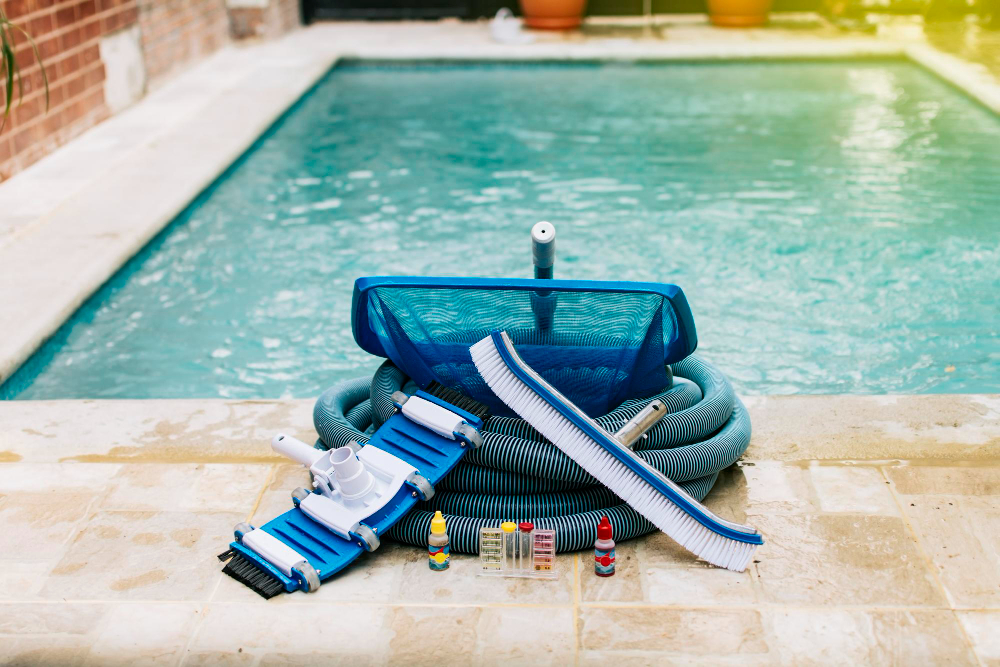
[391,546,574,606]
[705,464,753,524]
[899,494,1000,609]
[381,604,575,664]
[0,400,315,465]
[101,463,273,514]
[0,602,110,635]
[750,513,943,606]
[743,394,1000,462]
[809,465,900,515]
[959,611,1000,666]
[0,489,100,562]
[0,562,54,601]
[182,652,257,667]
[741,462,817,515]
[474,606,576,664]
[186,602,386,661]
[88,603,203,665]
[0,639,93,666]
[0,463,121,493]
[40,511,242,602]
[257,654,376,667]
[578,606,769,658]
[580,540,643,603]
[0,602,106,666]
[888,466,1000,496]
[887,466,1000,609]
[641,530,758,606]
[764,608,976,665]
[382,605,480,665]
[579,607,974,666]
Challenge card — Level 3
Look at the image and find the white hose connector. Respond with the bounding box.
[330,446,375,500]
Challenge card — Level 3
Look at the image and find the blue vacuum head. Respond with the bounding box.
[352,276,697,416]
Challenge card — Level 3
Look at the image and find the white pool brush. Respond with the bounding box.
[470,330,763,572]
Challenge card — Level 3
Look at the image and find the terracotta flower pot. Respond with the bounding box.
[706,0,773,26]
[519,0,587,30]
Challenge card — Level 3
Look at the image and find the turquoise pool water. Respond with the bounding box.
[5,60,1000,400]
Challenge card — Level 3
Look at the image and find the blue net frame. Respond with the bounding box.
[352,277,698,416]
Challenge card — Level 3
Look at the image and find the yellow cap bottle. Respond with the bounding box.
[428,511,450,570]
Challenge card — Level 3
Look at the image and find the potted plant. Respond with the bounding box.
[706,0,773,26]
[519,0,588,30]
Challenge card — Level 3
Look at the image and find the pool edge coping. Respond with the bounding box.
[1,20,998,390]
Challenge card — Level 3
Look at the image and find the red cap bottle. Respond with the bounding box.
[594,516,616,577]
[597,516,613,541]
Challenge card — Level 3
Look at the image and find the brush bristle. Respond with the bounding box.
[220,551,286,599]
[471,336,759,573]
[425,382,490,421]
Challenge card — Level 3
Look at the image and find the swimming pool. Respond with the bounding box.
[4,60,999,400]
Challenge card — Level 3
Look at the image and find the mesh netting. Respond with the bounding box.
[361,284,689,415]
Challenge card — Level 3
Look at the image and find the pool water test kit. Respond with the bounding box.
[478,522,557,579]
[218,222,763,597]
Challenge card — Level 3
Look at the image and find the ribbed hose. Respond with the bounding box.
[312,355,750,553]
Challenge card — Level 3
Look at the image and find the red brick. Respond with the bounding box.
[3,0,31,20]
[82,62,103,88]
[41,108,63,135]
[0,137,12,164]
[59,26,82,50]
[78,0,97,19]
[54,4,77,27]
[55,52,81,79]
[28,11,56,38]
[80,43,99,66]
[14,44,37,70]
[12,127,34,154]
[38,35,60,60]
[101,10,120,32]
[65,72,85,99]
[80,16,101,40]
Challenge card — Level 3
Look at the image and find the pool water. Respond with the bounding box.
[5,61,1000,400]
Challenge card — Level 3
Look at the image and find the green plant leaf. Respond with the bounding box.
[7,21,48,112]
[3,42,14,119]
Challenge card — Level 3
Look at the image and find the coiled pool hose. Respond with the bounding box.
[312,354,750,553]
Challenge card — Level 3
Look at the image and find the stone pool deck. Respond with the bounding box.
[1,394,999,665]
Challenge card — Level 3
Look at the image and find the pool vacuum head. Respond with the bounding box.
[218,387,485,598]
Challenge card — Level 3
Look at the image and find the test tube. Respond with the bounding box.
[518,522,534,572]
[501,521,517,572]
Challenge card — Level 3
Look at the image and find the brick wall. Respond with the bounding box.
[137,0,229,85]
[0,0,139,179]
[0,0,299,181]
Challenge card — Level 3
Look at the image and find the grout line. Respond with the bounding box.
[572,553,581,666]
[3,598,1000,612]
[244,463,278,523]
[175,602,209,667]
[879,466,984,666]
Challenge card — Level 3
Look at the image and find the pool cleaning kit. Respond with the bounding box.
[219,222,763,597]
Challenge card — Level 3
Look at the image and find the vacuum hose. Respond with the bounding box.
[312,354,751,553]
